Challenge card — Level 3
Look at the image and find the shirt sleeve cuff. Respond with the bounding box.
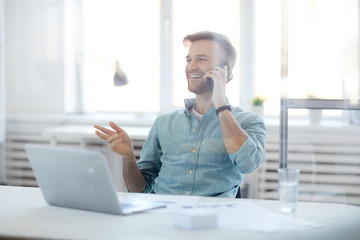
[228,137,263,173]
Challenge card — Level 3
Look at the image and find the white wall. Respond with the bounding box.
[0,0,5,142]
[5,0,67,114]
[0,0,5,184]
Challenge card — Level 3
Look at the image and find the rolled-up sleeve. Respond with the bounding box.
[228,114,267,174]
[136,118,163,193]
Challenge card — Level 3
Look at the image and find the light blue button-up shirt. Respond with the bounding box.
[137,98,266,198]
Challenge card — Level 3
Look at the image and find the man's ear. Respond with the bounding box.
[227,60,234,70]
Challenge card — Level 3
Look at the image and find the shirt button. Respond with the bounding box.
[188,170,192,174]
[193,129,196,133]
[192,149,196,153]
[185,191,190,195]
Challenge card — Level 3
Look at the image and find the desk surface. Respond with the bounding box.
[1,186,360,240]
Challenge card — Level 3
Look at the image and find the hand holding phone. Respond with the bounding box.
[207,62,233,93]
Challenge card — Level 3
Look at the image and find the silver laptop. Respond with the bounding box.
[25,144,166,215]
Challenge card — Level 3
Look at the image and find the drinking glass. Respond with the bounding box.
[278,168,300,212]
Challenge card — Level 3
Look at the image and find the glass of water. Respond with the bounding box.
[278,168,300,212]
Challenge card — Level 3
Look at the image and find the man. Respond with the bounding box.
[94,31,266,198]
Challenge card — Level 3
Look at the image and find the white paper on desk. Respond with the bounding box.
[118,193,201,213]
[172,202,322,232]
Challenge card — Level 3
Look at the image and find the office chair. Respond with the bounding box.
[236,186,241,198]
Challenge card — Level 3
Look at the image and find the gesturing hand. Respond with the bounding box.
[94,121,134,157]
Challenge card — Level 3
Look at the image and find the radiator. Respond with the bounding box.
[254,125,360,205]
[5,126,145,190]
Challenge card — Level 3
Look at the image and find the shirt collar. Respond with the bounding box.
[184,98,196,111]
[184,97,231,112]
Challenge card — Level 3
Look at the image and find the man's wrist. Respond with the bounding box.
[121,151,136,163]
[216,105,231,116]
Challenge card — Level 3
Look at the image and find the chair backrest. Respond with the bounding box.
[236,186,241,198]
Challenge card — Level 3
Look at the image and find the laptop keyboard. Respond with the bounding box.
[120,203,134,209]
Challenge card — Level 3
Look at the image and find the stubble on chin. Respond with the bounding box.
[188,80,210,94]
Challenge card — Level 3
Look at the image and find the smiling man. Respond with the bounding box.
[94,31,266,198]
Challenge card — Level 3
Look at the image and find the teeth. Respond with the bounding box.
[190,74,202,78]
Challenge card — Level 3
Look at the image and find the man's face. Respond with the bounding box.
[185,40,226,94]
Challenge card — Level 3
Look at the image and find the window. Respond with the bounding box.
[79,0,240,114]
[81,0,160,113]
[254,0,281,116]
[287,0,358,101]
[78,0,359,118]
[255,0,359,117]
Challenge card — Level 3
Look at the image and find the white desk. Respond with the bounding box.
[1,186,360,240]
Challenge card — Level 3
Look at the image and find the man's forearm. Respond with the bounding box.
[121,153,146,193]
[217,109,248,153]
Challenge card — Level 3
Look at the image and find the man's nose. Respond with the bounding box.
[188,61,199,70]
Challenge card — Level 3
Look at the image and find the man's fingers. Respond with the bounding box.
[94,124,114,135]
[109,121,123,133]
[95,130,108,140]
[94,123,126,146]
[107,133,120,144]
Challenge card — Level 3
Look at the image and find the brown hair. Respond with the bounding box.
[183,31,237,69]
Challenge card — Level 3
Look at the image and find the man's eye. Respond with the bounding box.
[186,59,191,63]
[199,58,207,62]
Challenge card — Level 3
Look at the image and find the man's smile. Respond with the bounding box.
[188,73,204,80]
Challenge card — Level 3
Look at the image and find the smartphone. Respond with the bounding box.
[207,62,233,93]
